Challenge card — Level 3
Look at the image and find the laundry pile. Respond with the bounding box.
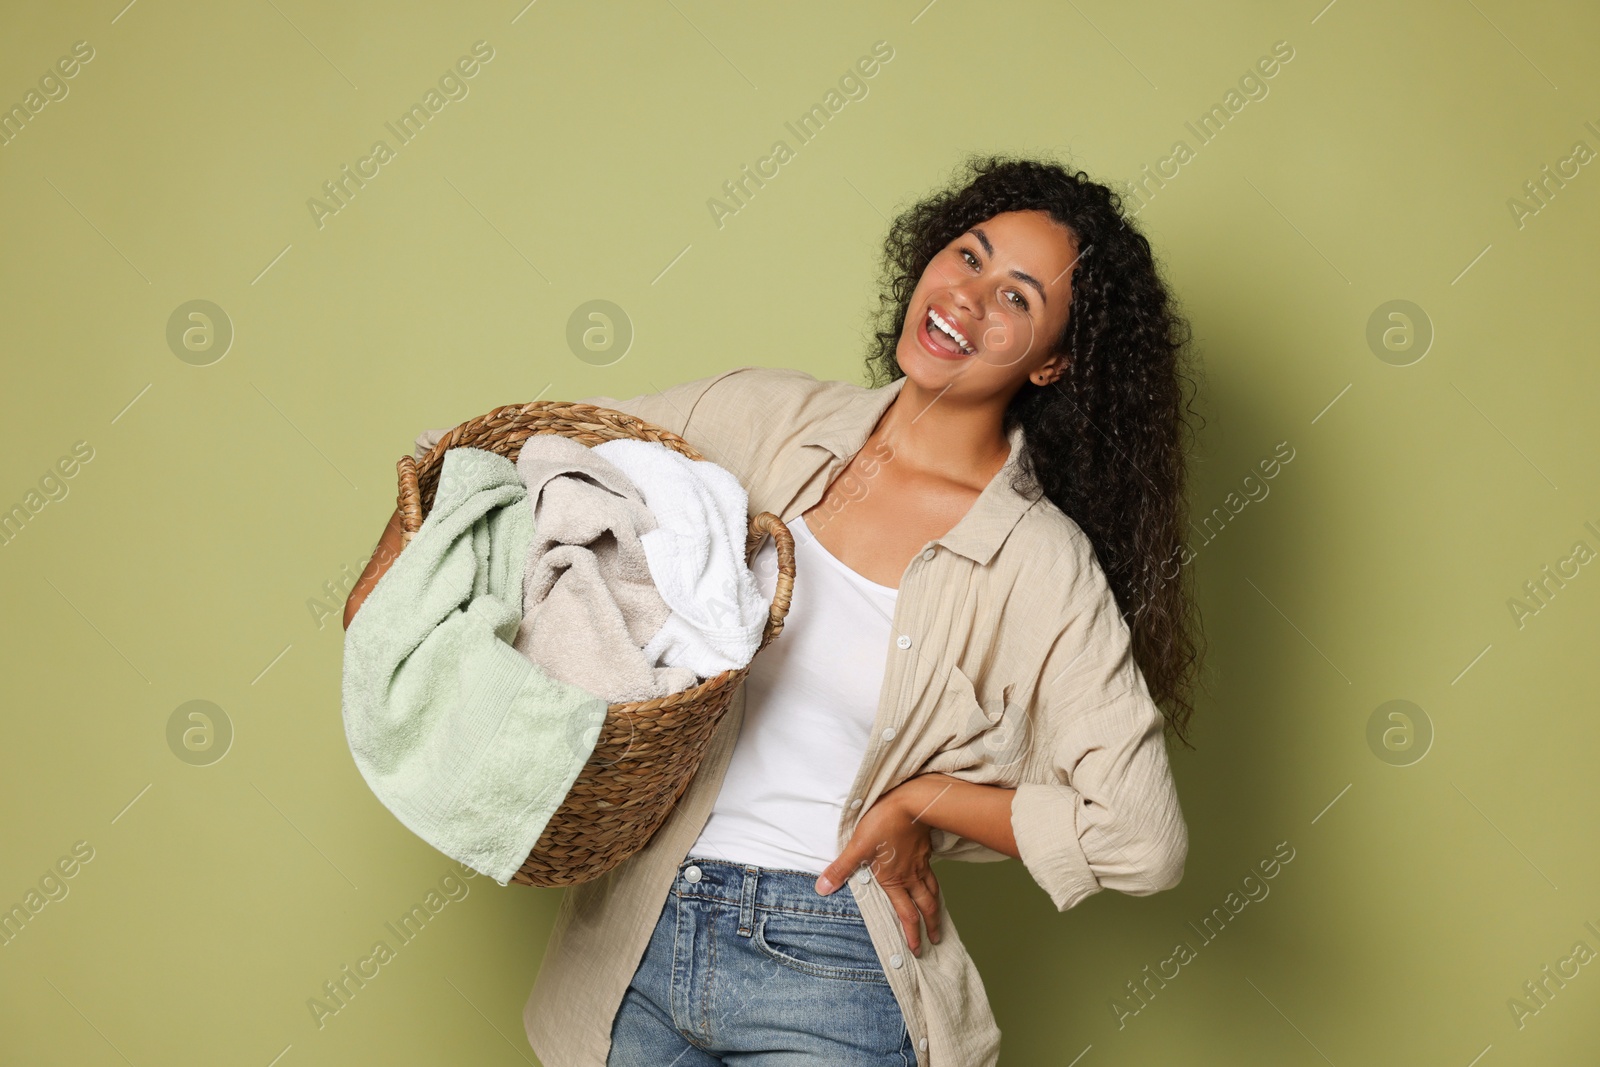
[341,434,771,886]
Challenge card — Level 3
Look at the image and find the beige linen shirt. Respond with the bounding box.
[412,365,1188,1067]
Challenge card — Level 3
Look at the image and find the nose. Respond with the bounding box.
[946,276,983,320]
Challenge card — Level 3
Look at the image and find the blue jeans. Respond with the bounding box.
[607,856,919,1066]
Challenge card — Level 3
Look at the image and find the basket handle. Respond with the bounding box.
[396,454,424,548]
[745,512,796,652]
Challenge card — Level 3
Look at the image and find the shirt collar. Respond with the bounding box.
[799,376,1044,567]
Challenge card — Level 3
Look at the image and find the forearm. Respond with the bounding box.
[343,507,406,629]
[890,773,1019,860]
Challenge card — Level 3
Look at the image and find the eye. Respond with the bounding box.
[1005,290,1029,312]
[958,246,980,269]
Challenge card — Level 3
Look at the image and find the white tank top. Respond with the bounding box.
[687,512,898,875]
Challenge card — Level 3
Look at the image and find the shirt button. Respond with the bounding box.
[896,634,912,650]
[921,548,936,561]
[684,865,701,883]
[849,798,863,810]
[919,1037,928,1051]
[889,953,904,968]
[855,868,872,884]
[881,727,896,741]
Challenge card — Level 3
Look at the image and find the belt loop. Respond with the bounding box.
[737,864,759,937]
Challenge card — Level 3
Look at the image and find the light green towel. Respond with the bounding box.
[342,446,610,886]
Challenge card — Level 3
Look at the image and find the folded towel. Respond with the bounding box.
[590,438,772,678]
[341,446,610,886]
[513,434,700,704]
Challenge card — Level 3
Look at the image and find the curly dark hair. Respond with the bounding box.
[862,154,1206,747]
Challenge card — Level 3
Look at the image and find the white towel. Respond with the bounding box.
[591,438,771,678]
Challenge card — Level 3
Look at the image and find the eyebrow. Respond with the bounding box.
[967,227,1048,308]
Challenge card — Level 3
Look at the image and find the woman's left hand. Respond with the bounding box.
[815,776,945,955]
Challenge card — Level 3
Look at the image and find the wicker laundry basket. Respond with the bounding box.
[395,399,796,888]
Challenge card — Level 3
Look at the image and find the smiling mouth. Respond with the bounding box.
[924,307,975,355]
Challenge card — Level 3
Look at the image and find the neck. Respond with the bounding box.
[874,376,1015,489]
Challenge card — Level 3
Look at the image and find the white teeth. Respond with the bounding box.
[927,309,974,353]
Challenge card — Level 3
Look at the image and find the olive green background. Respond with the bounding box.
[3,0,1597,1063]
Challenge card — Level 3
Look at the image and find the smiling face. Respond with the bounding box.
[896,209,1080,400]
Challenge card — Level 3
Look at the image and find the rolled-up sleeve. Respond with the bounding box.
[1010,553,1189,912]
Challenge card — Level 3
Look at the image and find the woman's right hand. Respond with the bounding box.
[816,778,943,955]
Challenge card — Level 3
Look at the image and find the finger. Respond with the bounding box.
[816,848,861,895]
[921,872,943,943]
[884,886,922,955]
[907,877,940,945]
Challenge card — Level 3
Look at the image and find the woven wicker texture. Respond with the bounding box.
[394,400,795,887]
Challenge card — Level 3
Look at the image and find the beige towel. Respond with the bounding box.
[513,434,700,704]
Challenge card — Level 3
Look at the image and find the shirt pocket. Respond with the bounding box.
[928,662,1011,764]
[933,665,1032,778]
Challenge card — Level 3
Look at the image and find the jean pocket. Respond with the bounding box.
[752,911,890,984]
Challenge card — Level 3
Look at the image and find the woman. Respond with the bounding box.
[349,154,1202,1066]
